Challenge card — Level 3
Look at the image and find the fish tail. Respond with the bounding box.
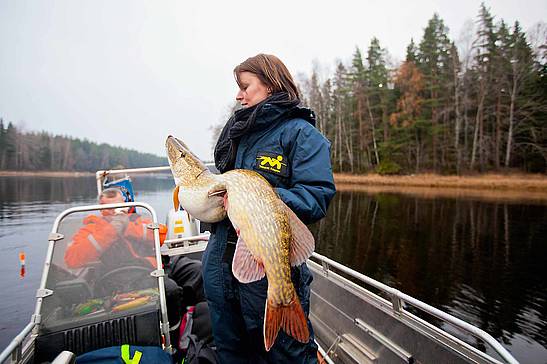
[263,296,310,351]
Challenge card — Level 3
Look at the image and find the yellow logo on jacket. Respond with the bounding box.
[255,152,288,177]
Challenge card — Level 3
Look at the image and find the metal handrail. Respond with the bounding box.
[96,166,172,194]
[164,233,210,246]
[315,339,335,364]
[310,252,518,364]
[94,164,216,194]
[0,322,35,363]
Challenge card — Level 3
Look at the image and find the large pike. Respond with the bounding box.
[166,135,314,351]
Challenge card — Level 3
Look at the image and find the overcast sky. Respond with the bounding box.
[1,1,545,161]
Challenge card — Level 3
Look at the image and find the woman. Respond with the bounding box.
[205,54,336,363]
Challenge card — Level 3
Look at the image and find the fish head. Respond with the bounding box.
[166,135,208,187]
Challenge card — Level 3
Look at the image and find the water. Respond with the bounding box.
[1,176,546,363]
[311,188,547,364]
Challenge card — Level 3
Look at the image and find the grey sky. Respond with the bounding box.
[1,1,545,161]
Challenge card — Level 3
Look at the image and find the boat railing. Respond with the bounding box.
[309,252,518,364]
[95,166,172,194]
[0,322,35,364]
[95,164,216,194]
[0,202,174,364]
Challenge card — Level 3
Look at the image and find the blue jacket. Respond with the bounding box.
[203,103,335,363]
[233,103,336,224]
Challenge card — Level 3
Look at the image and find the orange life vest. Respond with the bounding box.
[64,214,167,270]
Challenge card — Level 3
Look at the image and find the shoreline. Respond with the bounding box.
[1,170,546,192]
[335,183,547,204]
[334,173,547,192]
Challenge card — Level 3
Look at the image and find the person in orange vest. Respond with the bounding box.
[64,187,205,337]
[64,188,166,270]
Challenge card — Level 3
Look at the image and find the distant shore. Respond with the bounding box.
[0,170,94,177]
[334,173,547,192]
[334,173,547,203]
[2,170,546,192]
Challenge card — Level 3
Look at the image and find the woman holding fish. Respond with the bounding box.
[207,53,336,363]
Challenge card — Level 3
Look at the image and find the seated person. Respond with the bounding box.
[64,188,205,331]
[65,188,163,271]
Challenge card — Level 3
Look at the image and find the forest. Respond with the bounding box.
[0,120,166,171]
[298,4,546,174]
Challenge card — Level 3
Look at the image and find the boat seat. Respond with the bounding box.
[53,278,93,307]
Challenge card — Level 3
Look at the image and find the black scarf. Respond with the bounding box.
[214,92,300,173]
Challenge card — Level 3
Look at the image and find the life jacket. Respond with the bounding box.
[65,214,167,270]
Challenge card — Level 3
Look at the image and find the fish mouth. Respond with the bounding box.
[165,135,207,180]
[166,135,189,159]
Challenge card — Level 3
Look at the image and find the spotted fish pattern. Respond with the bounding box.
[166,136,313,351]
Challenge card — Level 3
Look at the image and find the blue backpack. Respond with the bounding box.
[76,345,172,364]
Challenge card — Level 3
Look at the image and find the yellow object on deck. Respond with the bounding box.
[121,344,142,364]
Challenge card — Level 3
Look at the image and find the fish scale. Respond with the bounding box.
[223,170,295,305]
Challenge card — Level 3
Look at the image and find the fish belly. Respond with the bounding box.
[179,185,225,223]
[223,170,311,350]
[223,171,294,305]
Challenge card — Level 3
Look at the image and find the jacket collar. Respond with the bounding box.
[252,103,316,130]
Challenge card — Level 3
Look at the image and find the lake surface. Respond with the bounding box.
[1,175,546,363]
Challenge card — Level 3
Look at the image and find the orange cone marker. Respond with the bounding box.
[19,251,26,278]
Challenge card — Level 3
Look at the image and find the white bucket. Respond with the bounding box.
[166,208,199,240]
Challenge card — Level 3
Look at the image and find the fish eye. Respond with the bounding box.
[180,151,185,158]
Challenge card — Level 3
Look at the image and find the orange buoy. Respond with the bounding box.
[19,251,26,278]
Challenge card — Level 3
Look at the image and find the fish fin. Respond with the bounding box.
[284,203,315,266]
[223,193,229,210]
[172,186,180,211]
[263,296,310,351]
[232,237,265,283]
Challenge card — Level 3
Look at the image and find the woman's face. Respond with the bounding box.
[236,71,269,108]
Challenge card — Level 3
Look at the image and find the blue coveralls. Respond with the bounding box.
[203,103,336,363]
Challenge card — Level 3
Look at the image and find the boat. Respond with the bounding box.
[0,166,519,364]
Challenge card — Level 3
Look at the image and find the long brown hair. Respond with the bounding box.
[234,54,300,101]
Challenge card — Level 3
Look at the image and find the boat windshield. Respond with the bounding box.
[39,207,161,333]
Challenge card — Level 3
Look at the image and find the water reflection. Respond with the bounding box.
[311,189,547,361]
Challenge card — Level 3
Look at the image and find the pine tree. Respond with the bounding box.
[4,122,17,169]
[471,3,498,170]
[366,38,392,166]
[350,47,375,171]
[449,42,464,172]
[418,13,453,170]
[506,21,542,169]
[406,38,418,63]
